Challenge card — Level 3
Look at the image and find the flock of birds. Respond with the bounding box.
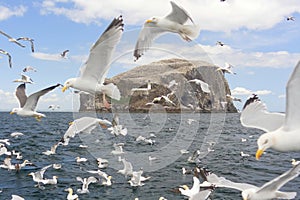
[0,0,299,200]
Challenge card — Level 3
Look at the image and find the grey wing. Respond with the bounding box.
[39,164,52,178]
[206,172,257,191]
[240,95,285,132]
[133,24,166,61]
[23,84,60,111]
[15,84,27,108]
[165,1,194,24]
[87,176,98,184]
[284,61,300,130]
[76,176,84,183]
[257,163,300,194]
[7,52,12,68]
[0,30,13,39]
[80,15,123,84]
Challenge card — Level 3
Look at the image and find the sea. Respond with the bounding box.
[0,111,300,200]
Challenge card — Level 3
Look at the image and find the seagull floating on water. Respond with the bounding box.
[108,113,127,136]
[133,1,200,61]
[65,188,79,200]
[10,83,61,121]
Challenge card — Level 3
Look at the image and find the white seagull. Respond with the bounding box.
[13,74,34,84]
[76,176,97,194]
[239,74,300,160]
[117,158,133,177]
[62,15,123,102]
[16,37,35,52]
[10,83,61,121]
[0,30,25,47]
[23,66,37,72]
[216,62,236,75]
[133,1,200,61]
[0,49,12,68]
[107,113,127,136]
[188,79,210,93]
[87,169,112,186]
[202,163,300,200]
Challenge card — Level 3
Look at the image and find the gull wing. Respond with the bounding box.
[38,164,52,179]
[80,15,123,85]
[23,84,60,111]
[133,25,166,61]
[189,189,213,200]
[15,84,27,108]
[256,163,300,194]
[87,170,108,179]
[76,176,84,183]
[206,172,257,191]
[240,95,285,132]
[284,61,300,130]
[121,158,133,176]
[87,176,98,185]
[165,1,194,24]
[0,30,25,47]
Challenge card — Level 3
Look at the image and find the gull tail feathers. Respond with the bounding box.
[275,191,297,199]
[180,24,200,41]
[101,83,121,100]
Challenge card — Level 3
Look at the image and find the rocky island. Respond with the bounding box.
[79,58,238,113]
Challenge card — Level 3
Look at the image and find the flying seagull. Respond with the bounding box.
[62,15,123,102]
[0,49,12,68]
[240,61,300,160]
[216,62,236,75]
[216,41,225,46]
[201,164,300,200]
[13,74,34,84]
[133,1,200,61]
[60,50,69,58]
[286,16,295,21]
[23,66,37,72]
[188,79,210,93]
[10,83,61,121]
[16,37,35,52]
[0,30,25,47]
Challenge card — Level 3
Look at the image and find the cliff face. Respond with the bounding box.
[80,58,237,113]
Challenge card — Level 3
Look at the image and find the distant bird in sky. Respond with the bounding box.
[216,62,236,75]
[133,1,200,61]
[216,41,225,46]
[10,83,61,121]
[13,74,34,84]
[16,37,35,52]
[188,79,211,93]
[286,16,295,21]
[0,30,25,47]
[22,66,37,72]
[62,15,123,102]
[60,49,69,58]
[0,49,12,68]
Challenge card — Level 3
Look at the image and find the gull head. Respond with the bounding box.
[146,17,158,24]
[256,133,274,160]
[62,78,76,92]
[242,188,256,200]
[10,108,20,115]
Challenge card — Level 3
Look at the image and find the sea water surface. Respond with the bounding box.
[0,112,300,200]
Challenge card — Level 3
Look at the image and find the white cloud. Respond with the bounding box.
[232,87,272,96]
[0,5,27,21]
[31,52,64,61]
[39,0,300,31]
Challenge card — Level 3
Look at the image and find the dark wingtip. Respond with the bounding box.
[242,94,260,110]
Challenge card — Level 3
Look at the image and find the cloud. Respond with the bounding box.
[0,5,27,21]
[31,52,64,61]
[231,87,272,96]
[39,0,300,31]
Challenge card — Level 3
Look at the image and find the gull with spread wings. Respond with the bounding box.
[133,1,200,61]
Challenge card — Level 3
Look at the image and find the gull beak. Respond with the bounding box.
[62,85,68,92]
[146,19,153,23]
[10,111,15,115]
[69,121,74,126]
[99,122,108,129]
[256,149,264,160]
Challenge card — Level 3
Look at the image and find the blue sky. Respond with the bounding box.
[0,0,300,112]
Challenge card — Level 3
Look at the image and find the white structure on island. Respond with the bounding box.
[131,80,152,96]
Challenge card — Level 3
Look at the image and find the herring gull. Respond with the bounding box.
[62,15,123,101]
[10,83,61,121]
[133,1,200,61]
[240,62,300,159]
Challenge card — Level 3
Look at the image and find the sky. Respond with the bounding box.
[0,0,300,112]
